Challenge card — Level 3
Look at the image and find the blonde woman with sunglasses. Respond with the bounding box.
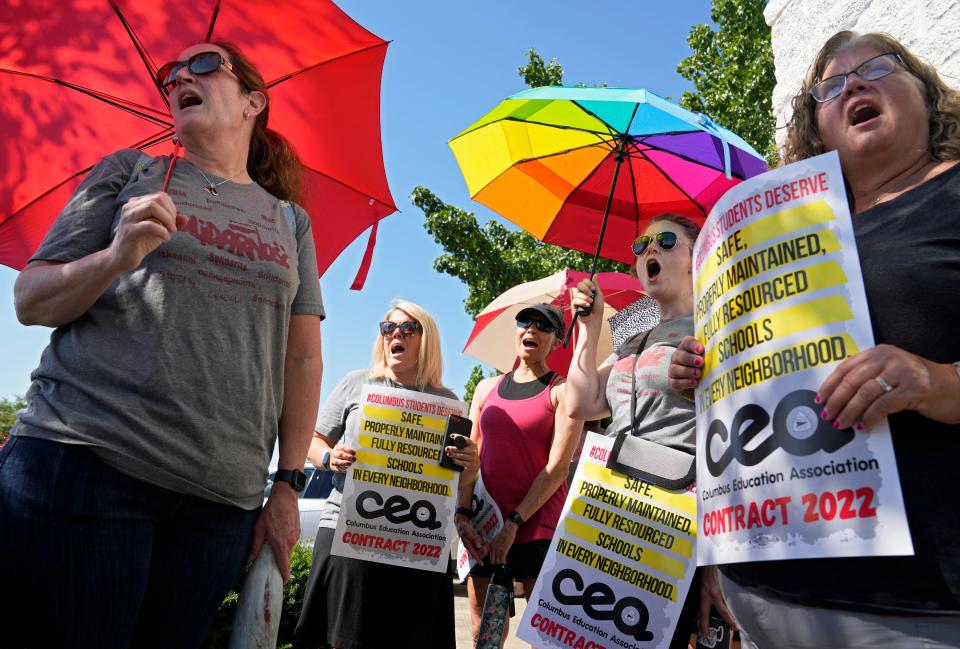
[295,300,478,649]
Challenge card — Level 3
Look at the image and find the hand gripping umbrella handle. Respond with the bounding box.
[563,143,627,348]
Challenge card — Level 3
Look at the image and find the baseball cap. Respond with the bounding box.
[515,304,565,337]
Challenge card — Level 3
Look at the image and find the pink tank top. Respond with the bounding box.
[478,372,568,544]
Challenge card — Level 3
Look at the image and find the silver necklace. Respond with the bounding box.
[193,166,235,196]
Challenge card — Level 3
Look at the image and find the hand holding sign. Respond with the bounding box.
[668,335,706,398]
[817,343,960,431]
[329,443,357,473]
[456,514,489,565]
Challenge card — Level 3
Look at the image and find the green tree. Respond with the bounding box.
[414,50,624,396]
[517,49,563,88]
[413,187,624,319]
[0,396,26,445]
[461,365,487,406]
[677,0,778,164]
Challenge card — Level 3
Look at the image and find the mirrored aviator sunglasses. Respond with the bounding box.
[631,231,678,256]
[379,321,422,337]
[515,318,558,334]
[157,51,231,92]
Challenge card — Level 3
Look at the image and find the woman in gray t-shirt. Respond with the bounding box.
[567,213,724,649]
[0,42,324,648]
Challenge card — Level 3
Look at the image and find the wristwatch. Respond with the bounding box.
[455,506,475,519]
[507,510,525,526]
[274,468,307,492]
[321,450,332,470]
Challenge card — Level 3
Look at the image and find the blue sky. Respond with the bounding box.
[0,1,711,405]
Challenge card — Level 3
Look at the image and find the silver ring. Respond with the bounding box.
[874,376,894,393]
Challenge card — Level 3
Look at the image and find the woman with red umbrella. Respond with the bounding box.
[0,42,324,647]
[567,213,732,648]
[457,303,584,644]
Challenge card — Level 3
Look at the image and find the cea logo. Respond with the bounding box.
[552,568,654,642]
[471,492,486,516]
[355,490,442,530]
[706,389,855,477]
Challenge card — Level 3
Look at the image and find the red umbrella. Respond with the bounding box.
[0,0,396,288]
[463,270,647,377]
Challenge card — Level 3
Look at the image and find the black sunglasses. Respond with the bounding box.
[632,231,679,256]
[516,318,558,334]
[379,321,422,337]
[157,51,248,93]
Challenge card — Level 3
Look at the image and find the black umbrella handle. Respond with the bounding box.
[564,286,595,348]
[563,144,627,349]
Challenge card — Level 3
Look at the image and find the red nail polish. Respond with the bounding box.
[814,394,822,404]
[856,422,865,431]
[695,345,704,354]
[820,408,829,420]
[832,420,840,429]
[688,379,697,386]
[692,369,700,378]
[694,357,703,367]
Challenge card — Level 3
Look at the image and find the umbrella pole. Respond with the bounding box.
[563,142,627,348]
[161,142,182,193]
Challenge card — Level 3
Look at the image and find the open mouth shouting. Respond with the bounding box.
[521,335,540,350]
[389,339,406,357]
[847,100,881,128]
[645,257,662,282]
[177,90,203,110]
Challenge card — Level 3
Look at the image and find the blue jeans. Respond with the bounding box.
[0,436,259,649]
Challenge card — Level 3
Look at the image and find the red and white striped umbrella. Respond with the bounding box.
[463,270,647,376]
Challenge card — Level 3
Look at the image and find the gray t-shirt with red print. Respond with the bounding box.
[13,149,325,509]
[603,315,695,454]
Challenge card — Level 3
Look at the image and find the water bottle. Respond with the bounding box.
[475,565,512,649]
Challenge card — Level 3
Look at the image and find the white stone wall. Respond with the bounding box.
[765,0,960,149]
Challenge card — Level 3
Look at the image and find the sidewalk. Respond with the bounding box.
[453,580,528,649]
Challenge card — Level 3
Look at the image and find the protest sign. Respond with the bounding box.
[456,472,503,581]
[331,384,467,571]
[692,151,912,564]
[518,433,697,649]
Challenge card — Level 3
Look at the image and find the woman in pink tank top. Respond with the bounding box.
[456,303,584,645]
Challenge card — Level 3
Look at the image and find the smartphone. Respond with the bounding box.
[439,413,472,471]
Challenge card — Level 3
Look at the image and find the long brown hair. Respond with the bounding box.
[783,31,960,164]
[213,41,304,203]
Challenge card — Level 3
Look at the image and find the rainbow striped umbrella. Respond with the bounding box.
[450,86,768,268]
